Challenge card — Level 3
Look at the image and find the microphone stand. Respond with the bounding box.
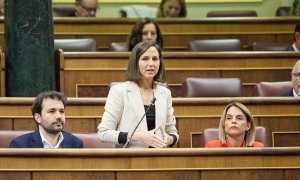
[123,98,156,148]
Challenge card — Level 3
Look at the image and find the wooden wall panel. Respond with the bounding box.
[117,171,199,180]
[0,172,31,180]
[285,170,300,180]
[258,117,300,132]
[77,85,108,97]
[33,172,115,180]
[190,132,202,148]
[0,17,298,51]
[52,18,297,51]
[177,117,219,148]
[64,118,99,132]
[0,118,13,130]
[13,118,98,134]
[273,132,300,147]
[201,170,284,180]
[0,97,299,148]
[57,51,300,98]
[13,118,36,131]
[0,148,299,180]
[222,69,291,84]
[63,70,126,97]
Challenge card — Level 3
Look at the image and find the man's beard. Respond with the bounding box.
[43,123,64,135]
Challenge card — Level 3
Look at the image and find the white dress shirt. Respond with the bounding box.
[40,131,64,149]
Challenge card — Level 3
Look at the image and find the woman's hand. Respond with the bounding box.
[157,125,173,147]
[131,127,167,148]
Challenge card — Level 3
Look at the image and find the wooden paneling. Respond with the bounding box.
[0,172,31,180]
[33,172,114,180]
[117,171,199,180]
[201,170,283,180]
[273,132,300,147]
[0,118,13,130]
[57,51,300,97]
[190,132,202,148]
[0,17,298,51]
[0,97,299,148]
[0,148,299,180]
[48,18,297,51]
[285,170,300,180]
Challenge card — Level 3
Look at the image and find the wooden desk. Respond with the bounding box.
[0,97,299,148]
[0,148,299,180]
[0,17,298,51]
[43,17,299,51]
[56,50,300,97]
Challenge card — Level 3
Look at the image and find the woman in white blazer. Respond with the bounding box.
[98,41,179,148]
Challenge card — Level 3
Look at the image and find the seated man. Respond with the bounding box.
[287,20,300,51]
[73,0,99,17]
[281,60,300,96]
[10,91,83,148]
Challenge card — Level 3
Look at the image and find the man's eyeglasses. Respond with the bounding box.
[79,1,99,13]
[292,72,300,78]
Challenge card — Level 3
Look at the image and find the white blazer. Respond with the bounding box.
[98,81,179,148]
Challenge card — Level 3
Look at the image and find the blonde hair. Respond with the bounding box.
[292,59,300,75]
[218,102,256,147]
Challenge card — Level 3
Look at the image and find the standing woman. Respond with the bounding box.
[127,18,164,51]
[157,0,187,18]
[205,102,264,148]
[98,41,179,148]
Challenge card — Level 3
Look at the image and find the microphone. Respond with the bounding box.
[123,98,156,148]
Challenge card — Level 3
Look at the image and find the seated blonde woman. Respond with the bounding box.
[205,102,264,148]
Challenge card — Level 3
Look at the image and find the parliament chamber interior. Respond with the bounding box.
[0,0,299,179]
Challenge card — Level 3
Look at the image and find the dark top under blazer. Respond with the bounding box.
[286,45,295,51]
[9,130,83,148]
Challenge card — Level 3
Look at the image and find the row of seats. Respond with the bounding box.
[56,38,289,52]
[0,126,270,148]
[207,6,291,17]
[53,7,290,18]
[54,39,97,52]
[109,78,292,97]
[179,78,242,97]
[180,78,292,97]
[109,40,289,52]
[188,39,289,51]
[52,7,258,18]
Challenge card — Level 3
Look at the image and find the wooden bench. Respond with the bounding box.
[0,148,299,179]
[56,50,300,97]
[0,97,299,148]
[0,17,298,51]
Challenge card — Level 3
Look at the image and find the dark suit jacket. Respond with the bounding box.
[286,45,295,51]
[279,90,294,96]
[9,130,83,148]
